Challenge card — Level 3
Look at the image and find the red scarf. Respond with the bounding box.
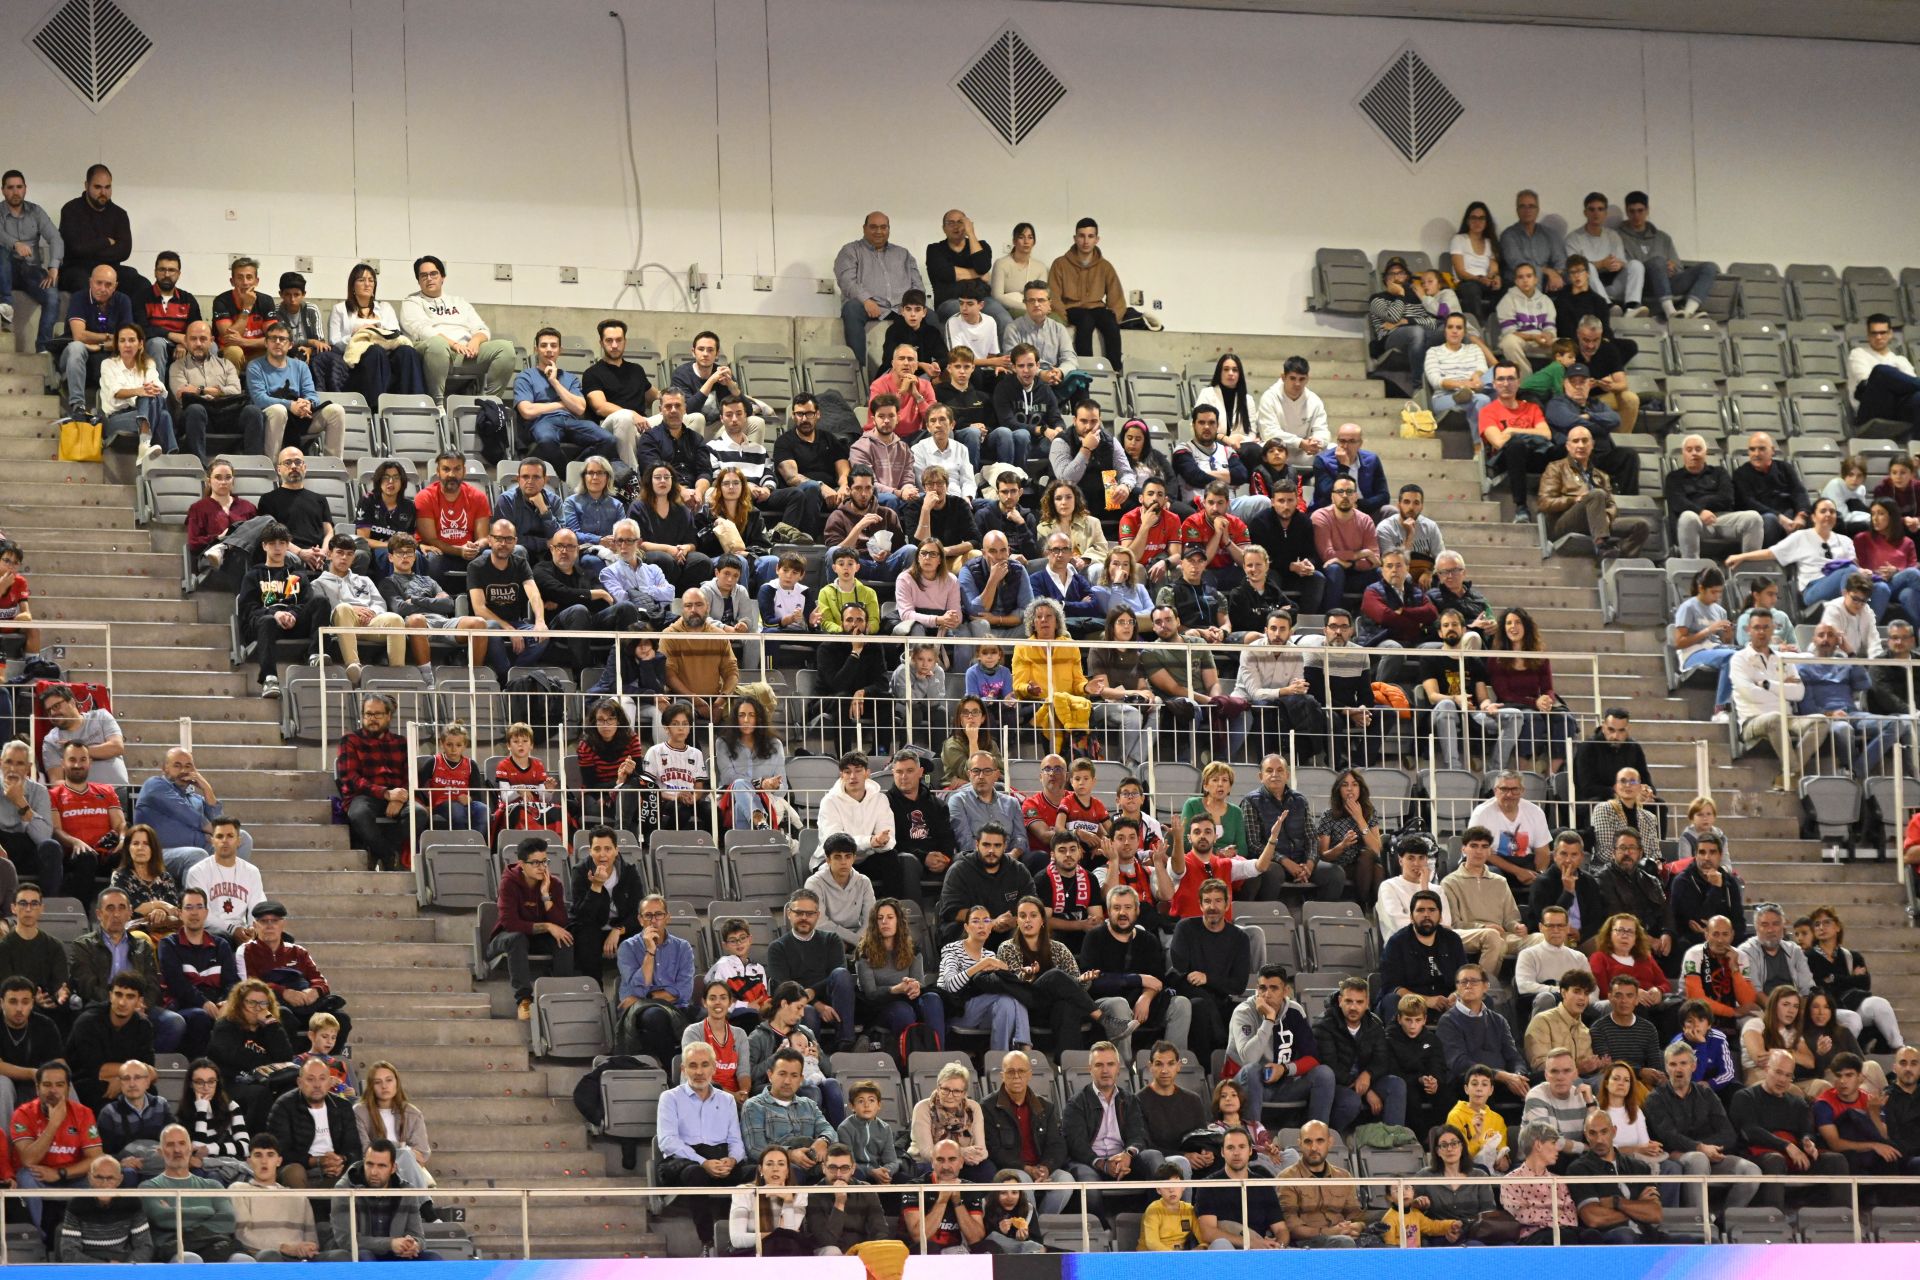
[1041,863,1095,918]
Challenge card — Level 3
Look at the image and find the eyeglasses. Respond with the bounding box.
[640,910,668,921]
[522,858,549,866]
[243,998,273,1009]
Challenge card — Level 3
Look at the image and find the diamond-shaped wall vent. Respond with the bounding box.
[954,26,1067,152]
[1355,45,1462,168]
[29,0,151,112]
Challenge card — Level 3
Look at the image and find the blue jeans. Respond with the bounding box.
[1646,258,1720,307]
[152,1008,187,1055]
[1320,561,1380,607]
[146,336,174,389]
[105,397,177,451]
[985,426,1032,465]
[858,545,915,584]
[1685,645,1739,708]
[530,413,616,459]
[1801,565,1884,613]
[483,619,550,679]
[799,966,857,1050]
[840,299,879,368]
[1236,1060,1335,1124]
[429,799,489,831]
[60,340,106,412]
[728,778,775,829]
[952,992,1030,1049]
[876,990,948,1044]
[0,254,60,347]
[1329,1072,1406,1130]
[1886,567,1920,622]
[1380,323,1436,374]
[954,426,985,472]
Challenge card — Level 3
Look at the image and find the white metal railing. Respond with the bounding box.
[3,1170,1914,1260]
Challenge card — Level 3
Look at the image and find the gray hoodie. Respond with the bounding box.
[1617,220,1681,269]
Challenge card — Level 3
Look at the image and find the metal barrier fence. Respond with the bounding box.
[5,1172,1917,1260]
[312,624,1918,901]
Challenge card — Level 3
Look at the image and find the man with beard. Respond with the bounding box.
[1079,885,1192,1049]
[932,823,1033,948]
[1376,890,1466,1020]
[1170,879,1252,1067]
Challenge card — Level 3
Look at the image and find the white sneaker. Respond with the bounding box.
[261,675,281,699]
[1682,298,1702,317]
[345,662,363,687]
[0,302,12,325]
[1627,306,1650,319]
[1711,709,1729,724]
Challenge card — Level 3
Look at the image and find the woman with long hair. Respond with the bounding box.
[329,263,426,398]
[855,898,946,1044]
[1036,479,1109,578]
[633,463,712,590]
[938,906,1032,1050]
[110,824,181,937]
[354,1061,433,1187]
[180,1058,251,1183]
[1206,1077,1279,1169]
[1315,768,1382,907]
[1094,549,1152,622]
[1727,497,1881,613]
[575,697,646,831]
[208,979,297,1128]
[1672,566,1738,720]
[701,466,771,581]
[715,690,786,831]
[100,322,174,463]
[1477,607,1577,772]
[1589,913,1673,1000]
[355,459,417,578]
[728,1146,809,1256]
[1805,904,1906,1051]
[1118,419,1185,518]
[1192,353,1256,452]
[1802,989,1887,1095]
[940,695,1005,786]
[185,457,260,565]
[997,896,1130,1053]
[1741,985,1811,1086]
[1853,496,1920,622]
[682,979,752,1103]
[1448,202,1504,317]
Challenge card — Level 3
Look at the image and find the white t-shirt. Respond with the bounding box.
[1606,1104,1651,1151]
[1467,798,1551,868]
[946,314,1000,359]
[1448,233,1494,279]
[643,742,705,793]
[308,1103,334,1157]
[187,857,267,938]
[1770,526,1853,592]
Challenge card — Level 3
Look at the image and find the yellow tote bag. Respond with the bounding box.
[58,418,102,462]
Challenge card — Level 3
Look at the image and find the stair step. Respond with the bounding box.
[348,1018,531,1047]
[428,1121,591,1151]
[322,965,475,993]
[333,994,493,1020]
[426,1151,604,1180]
[402,1069,557,1098]
[0,502,138,528]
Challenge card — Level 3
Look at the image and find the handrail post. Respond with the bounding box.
[521,1188,532,1259]
[407,719,424,906]
[347,1183,359,1260]
[176,1190,186,1262]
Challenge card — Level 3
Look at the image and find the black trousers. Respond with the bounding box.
[1065,306,1124,367]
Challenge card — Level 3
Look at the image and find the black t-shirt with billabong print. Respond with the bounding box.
[469,552,534,624]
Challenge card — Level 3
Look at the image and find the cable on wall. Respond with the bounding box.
[609,9,694,312]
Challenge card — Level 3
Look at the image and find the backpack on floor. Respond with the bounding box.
[894,1022,940,1073]
[502,668,566,743]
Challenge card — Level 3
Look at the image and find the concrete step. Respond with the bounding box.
[28,572,187,600]
[330,994,493,1021]
[428,1121,591,1151]
[348,1018,531,1047]
[350,1042,528,1072]
[322,965,475,994]
[403,1069,557,1098]
[263,868,412,896]
[426,1151,604,1181]
[0,482,134,508]
[0,501,138,529]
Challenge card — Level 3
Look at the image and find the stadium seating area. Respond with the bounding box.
[5,184,1920,1260]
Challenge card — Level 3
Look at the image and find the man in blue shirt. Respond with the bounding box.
[59,264,132,419]
[246,323,344,455]
[614,894,695,1068]
[491,458,561,562]
[512,327,616,471]
[655,1040,748,1246]
[1798,624,1895,777]
[132,746,253,879]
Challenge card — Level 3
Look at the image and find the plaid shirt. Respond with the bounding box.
[336,729,407,801]
[740,1091,833,1160]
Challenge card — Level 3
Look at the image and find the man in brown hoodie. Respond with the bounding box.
[661,588,740,720]
[1047,217,1143,370]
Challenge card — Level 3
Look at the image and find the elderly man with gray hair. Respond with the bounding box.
[1424,550,1494,649]
[0,737,64,889]
[1662,433,1762,559]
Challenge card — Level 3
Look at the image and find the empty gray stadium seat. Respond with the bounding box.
[1309,249,1373,315]
[1728,263,1789,322]
[378,393,445,459]
[532,975,612,1059]
[1600,557,1667,628]
[1786,263,1847,324]
[1842,266,1901,323]
[1799,776,1862,847]
[1726,320,1786,379]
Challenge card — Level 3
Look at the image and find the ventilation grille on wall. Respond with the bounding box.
[1355,45,1462,167]
[30,0,151,112]
[954,26,1066,152]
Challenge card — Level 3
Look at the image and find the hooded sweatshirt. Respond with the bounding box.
[815,779,895,866]
[1047,248,1125,318]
